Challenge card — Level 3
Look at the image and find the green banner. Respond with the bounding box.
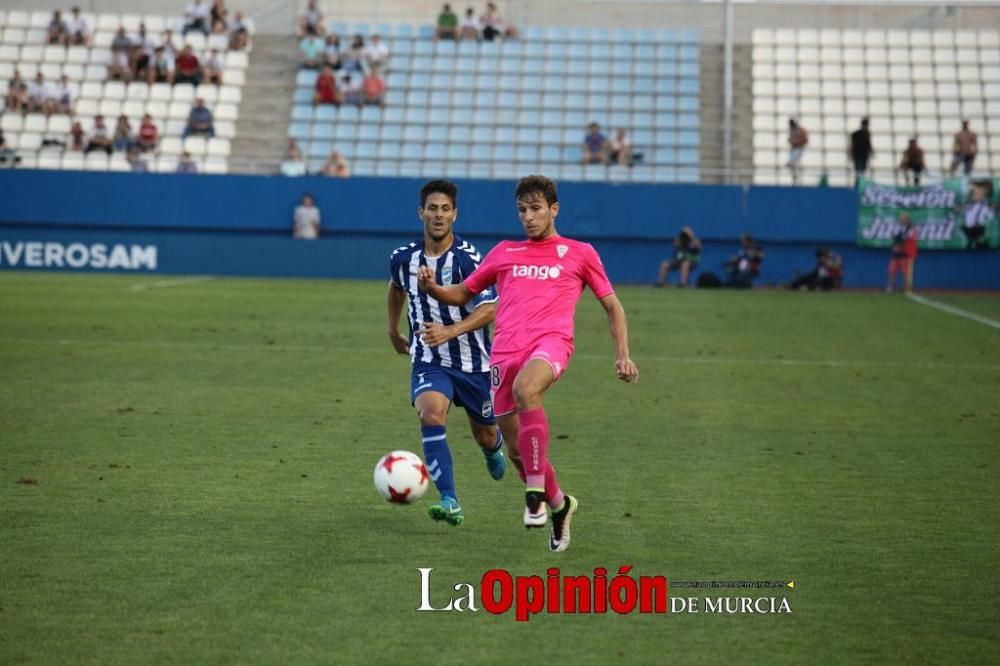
[856,178,1000,250]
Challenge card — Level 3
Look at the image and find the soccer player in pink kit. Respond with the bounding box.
[418,175,639,552]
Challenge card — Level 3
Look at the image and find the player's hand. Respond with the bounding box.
[417,322,452,347]
[388,329,409,354]
[416,266,436,294]
[616,357,639,383]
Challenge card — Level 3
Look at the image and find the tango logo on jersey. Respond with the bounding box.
[512,264,563,280]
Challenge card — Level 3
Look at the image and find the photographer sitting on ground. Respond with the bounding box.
[724,234,765,288]
[789,247,843,291]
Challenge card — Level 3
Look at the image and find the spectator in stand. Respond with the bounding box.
[26,73,50,114]
[69,121,85,151]
[949,120,978,176]
[85,115,113,155]
[149,46,175,84]
[299,0,325,37]
[363,66,386,107]
[113,115,134,152]
[898,137,926,187]
[789,247,843,291]
[608,128,632,166]
[582,122,609,165]
[5,71,27,113]
[280,139,306,176]
[136,114,159,151]
[321,150,350,177]
[46,11,68,45]
[174,45,203,85]
[459,7,480,41]
[323,35,342,69]
[480,2,516,41]
[183,98,215,137]
[0,129,21,166]
[724,234,765,288]
[229,11,249,50]
[300,27,326,69]
[656,226,701,288]
[850,117,873,185]
[340,71,363,106]
[131,23,155,82]
[363,34,389,69]
[127,146,150,172]
[313,66,341,106]
[176,151,199,173]
[293,193,321,239]
[204,49,224,84]
[342,35,365,73]
[962,180,994,250]
[111,26,132,52]
[66,7,92,47]
[159,28,179,55]
[48,75,76,116]
[183,0,212,36]
[210,0,228,33]
[109,47,132,82]
[787,118,808,185]
[886,212,917,293]
[436,4,459,41]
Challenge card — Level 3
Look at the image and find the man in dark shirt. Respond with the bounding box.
[899,138,926,187]
[850,118,873,185]
[183,98,215,137]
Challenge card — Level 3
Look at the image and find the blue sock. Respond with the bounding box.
[485,429,503,456]
[422,425,456,500]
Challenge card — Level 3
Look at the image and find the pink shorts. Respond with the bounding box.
[489,339,573,417]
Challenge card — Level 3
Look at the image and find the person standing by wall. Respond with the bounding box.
[293,193,321,240]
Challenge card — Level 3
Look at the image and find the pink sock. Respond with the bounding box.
[518,407,562,505]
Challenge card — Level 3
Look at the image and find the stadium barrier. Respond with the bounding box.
[0,171,996,289]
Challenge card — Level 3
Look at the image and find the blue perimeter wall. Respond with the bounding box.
[0,170,997,289]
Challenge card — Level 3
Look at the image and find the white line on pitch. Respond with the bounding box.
[129,276,214,292]
[906,293,1000,330]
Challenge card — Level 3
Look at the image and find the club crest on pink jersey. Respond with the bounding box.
[557,244,569,258]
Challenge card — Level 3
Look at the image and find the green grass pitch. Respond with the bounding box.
[1,273,998,665]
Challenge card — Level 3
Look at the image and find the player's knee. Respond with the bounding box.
[512,383,542,410]
[474,428,496,448]
[418,409,447,427]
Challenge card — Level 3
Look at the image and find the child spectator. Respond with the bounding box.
[113,115,134,152]
[436,4,458,41]
[203,49,224,85]
[65,7,92,46]
[300,0,325,37]
[174,45,203,85]
[69,121,86,151]
[5,71,27,113]
[656,226,701,287]
[363,67,386,107]
[26,73,51,114]
[85,115,113,155]
[340,71,363,106]
[149,46,175,84]
[459,7,480,41]
[131,24,155,82]
[136,114,159,151]
[176,151,199,173]
[49,75,76,115]
[184,0,212,36]
[183,98,215,137]
[886,212,918,293]
[313,66,341,106]
[608,128,632,166]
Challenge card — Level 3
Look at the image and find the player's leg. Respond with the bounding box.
[453,368,506,481]
[467,415,506,480]
[412,368,463,526]
[679,260,691,287]
[904,258,914,293]
[656,259,673,286]
[886,259,895,292]
[496,412,523,481]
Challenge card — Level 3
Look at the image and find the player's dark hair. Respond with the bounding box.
[515,175,558,206]
[420,180,458,208]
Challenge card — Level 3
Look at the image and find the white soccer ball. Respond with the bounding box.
[373,450,429,504]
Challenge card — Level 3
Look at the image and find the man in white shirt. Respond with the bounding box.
[184,0,212,36]
[293,194,322,239]
[27,73,51,114]
[65,7,92,46]
[47,75,76,115]
[363,34,389,68]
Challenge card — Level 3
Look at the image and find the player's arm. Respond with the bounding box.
[418,301,496,347]
[416,265,475,306]
[598,293,639,384]
[386,281,410,354]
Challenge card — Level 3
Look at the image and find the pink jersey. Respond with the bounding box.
[463,235,614,355]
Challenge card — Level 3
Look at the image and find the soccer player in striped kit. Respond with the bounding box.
[387,180,506,526]
[419,175,639,551]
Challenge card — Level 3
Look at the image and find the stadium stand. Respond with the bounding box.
[0,8,251,173]
[286,23,702,182]
[751,28,1000,186]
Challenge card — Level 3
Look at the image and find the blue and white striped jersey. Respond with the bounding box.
[390,235,498,373]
